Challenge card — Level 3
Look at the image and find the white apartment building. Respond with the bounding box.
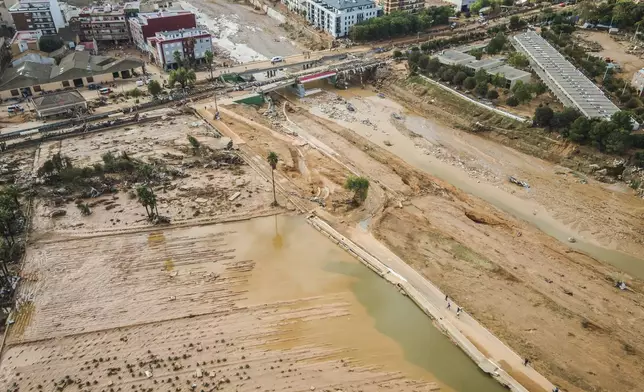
[444,0,476,12]
[304,0,379,38]
[148,28,212,70]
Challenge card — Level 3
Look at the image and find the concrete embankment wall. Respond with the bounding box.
[307,215,532,392]
[246,0,287,24]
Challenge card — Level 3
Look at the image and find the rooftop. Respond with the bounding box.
[513,31,620,119]
[79,4,126,15]
[9,0,51,12]
[31,90,86,110]
[155,28,209,40]
[0,52,144,91]
[133,10,193,25]
[437,49,475,63]
[311,0,375,11]
[466,58,504,70]
[486,64,531,81]
[11,30,43,43]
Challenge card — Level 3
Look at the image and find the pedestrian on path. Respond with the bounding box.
[445,295,449,301]
[456,307,462,317]
[447,302,451,310]
[524,358,530,367]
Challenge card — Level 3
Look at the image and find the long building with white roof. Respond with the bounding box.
[512,30,619,120]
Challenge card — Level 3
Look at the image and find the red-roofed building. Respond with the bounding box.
[129,10,195,52]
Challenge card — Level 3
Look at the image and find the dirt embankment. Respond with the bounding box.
[224,93,644,392]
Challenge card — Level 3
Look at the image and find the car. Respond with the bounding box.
[136,80,145,87]
[87,83,99,90]
[270,56,284,63]
[99,87,112,95]
[7,105,24,114]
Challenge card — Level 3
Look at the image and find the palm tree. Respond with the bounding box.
[173,50,182,68]
[204,50,214,80]
[136,186,157,219]
[344,176,370,205]
[168,67,197,89]
[267,152,279,206]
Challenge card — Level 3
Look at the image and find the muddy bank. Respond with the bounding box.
[228,90,644,392]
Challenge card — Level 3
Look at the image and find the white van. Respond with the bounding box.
[270,56,284,63]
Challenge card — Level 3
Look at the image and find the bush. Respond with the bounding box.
[475,82,488,97]
[463,77,476,90]
[393,50,403,59]
[506,96,519,106]
[486,89,499,100]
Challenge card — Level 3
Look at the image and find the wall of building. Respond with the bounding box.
[304,0,377,38]
[155,33,212,69]
[0,72,116,99]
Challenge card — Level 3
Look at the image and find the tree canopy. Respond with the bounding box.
[39,36,64,53]
[168,67,196,89]
[345,176,370,205]
[348,7,453,41]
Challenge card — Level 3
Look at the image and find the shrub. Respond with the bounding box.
[506,96,519,106]
[486,89,499,100]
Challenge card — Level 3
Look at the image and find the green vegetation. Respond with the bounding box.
[267,151,279,206]
[348,7,452,41]
[76,203,91,216]
[125,88,144,98]
[136,185,158,219]
[344,176,370,205]
[187,135,200,155]
[0,186,25,296]
[38,36,64,53]
[168,67,196,89]
[534,106,638,154]
[204,50,215,80]
[147,80,162,98]
[486,32,507,55]
[578,0,644,29]
[506,52,529,68]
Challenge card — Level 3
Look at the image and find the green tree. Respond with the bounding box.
[626,97,641,109]
[486,89,499,100]
[393,50,403,59]
[441,67,456,82]
[173,50,183,68]
[168,67,197,89]
[475,82,488,97]
[534,105,554,127]
[509,16,526,30]
[267,151,279,206]
[3,185,20,208]
[611,111,634,132]
[187,135,200,155]
[507,52,529,68]
[487,33,506,54]
[506,95,519,107]
[136,186,158,219]
[463,77,477,90]
[426,57,442,74]
[147,80,162,98]
[453,71,468,85]
[204,50,215,80]
[344,176,370,205]
[511,81,532,103]
[474,69,488,84]
[568,117,591,143]
[589,120,617,151]
[38,36,64,53]
[531,82,547,96]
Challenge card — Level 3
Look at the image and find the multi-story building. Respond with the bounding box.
[378,0,424,14]
[73,4,136,43]
[147,28,211,70]
[9,29,41,55]
[304,0,379,38]
[443,0,476,12]
[129,10,195,51]
[9,0,64,35]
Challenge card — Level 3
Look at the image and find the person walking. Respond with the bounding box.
[456,307,462,317]
[445,295,449,301]
[524,358,530,367]
[447,302,451,310]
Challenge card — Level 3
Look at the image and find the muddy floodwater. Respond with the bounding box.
[317,88,644,279]
[242,215,506,392]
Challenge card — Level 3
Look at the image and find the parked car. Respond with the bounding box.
[270,56,284,64]
[99,87,112,95]
[7,105,24,114]
[88,83,99,90]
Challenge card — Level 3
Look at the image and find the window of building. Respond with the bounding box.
[10,89,19,97]
[33,85,42,92]
[62,81,70,87]
[86,76,94,83]
[28,25,33,28]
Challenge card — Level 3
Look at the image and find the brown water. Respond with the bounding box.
[240,215,507,392]
[315,89,644,279]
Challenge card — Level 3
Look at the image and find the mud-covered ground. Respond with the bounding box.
[211,86,644,392]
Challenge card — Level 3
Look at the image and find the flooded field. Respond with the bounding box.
[1,215,505,392]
